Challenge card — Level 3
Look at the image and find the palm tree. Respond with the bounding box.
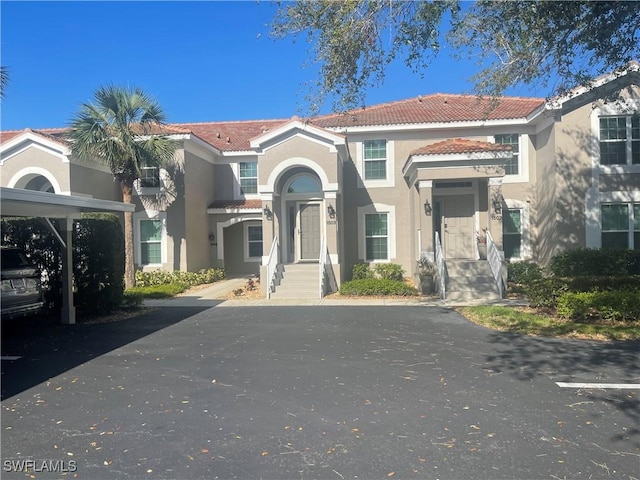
[68,85,177,289]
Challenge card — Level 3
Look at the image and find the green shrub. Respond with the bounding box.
[352,263,374,280]
[135,268,225,287]
[557,291,640,322]
[550,249,640,277]
[340,278,417,296]
[527,276,640,308]
[508,261,543,285]
[374,263,405,282]
[126,283,189,298]
[122,290,144,309]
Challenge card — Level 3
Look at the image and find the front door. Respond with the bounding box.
[299,203,321,261]
[442,195,474,259]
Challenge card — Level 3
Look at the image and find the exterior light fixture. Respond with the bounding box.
[327,204,336,218]
[208,233,215,242]
[423,200,432,216]
[493,195,503,214]
[263,205,272,220]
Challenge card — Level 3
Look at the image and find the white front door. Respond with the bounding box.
[442,195,474,259]
[298,202,321,261]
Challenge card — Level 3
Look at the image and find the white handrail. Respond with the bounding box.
[266,236,279,299]
[319,237,326,298]
[486,232,504,298]
[434,232,446,299]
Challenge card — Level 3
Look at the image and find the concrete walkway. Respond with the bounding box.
[144,277,527,308]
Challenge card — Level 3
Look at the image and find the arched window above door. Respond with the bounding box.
[286,175,321,194]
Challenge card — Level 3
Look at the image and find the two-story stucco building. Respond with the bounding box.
[1,63,639,299]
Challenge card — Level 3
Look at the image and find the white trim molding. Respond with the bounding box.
[262,157,337,195]
[357,203,396,262]
[133,210,167,270]
[7,167,63,194]
[215,214,262,260]
[355,138,396,189]
[503,198,531,261]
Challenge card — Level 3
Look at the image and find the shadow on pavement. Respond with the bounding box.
[1,305,216,400]
[484,332,640,448]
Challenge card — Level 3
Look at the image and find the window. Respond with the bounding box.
[363,140,387,180]
[599,115,640,165]
[365,213,388,260]
[502,209,522,259]
[601,203,640,249]
[494,134,519,175]
[239,162,258,195]
[140,166,160,188]
[140,220,162,265]
[287,175,321,193]
[247,225,263,258]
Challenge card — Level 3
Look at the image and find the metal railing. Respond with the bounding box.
[486,231,505,298]
[266,236,279,299]
[434,231,446,299]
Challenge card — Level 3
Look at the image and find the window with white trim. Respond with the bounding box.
[365,213,388,260]
[494,134,519,175]
[363,140,387,180]
[140,219,162,265]
[239,162,258,195]
[140,166,160,188]
[246,224,263,259]
[599,115,640,165]
[502,209,522,259]
[601,203,640,249]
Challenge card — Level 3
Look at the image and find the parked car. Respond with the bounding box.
[1,246,44,319]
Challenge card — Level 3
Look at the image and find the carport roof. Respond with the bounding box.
[0,187,135,218]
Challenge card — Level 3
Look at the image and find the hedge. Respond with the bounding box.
[134,268,225,287]
[507,261,543,285]
[550,249,640,277]
[1,215,125,314]
[340,278,417,296]
[526,275,640,308]
[557,291,640,322]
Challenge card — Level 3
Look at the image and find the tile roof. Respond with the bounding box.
[312,94,545,128]
[171,119,289,152]
[208,199,262,209]
[411,138,513,156]
[0,128,71,146]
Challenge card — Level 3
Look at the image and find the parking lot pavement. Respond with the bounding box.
[2,306,638,479]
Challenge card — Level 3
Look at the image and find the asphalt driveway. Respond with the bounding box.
[2,305,638,479]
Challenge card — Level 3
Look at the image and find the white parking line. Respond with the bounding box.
[556,382,640,390]
[0,356,22,361]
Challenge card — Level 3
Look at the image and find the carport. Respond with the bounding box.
[1,187,135,324]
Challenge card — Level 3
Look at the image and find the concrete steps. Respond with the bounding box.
[270,263,320,299]
[445,260,501,302]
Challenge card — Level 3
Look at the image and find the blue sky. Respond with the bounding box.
[1,1,551,131]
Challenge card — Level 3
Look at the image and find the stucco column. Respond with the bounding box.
[418,181,434,256]
[324,191,341,288]
[488,178,504,250]
[260,194,275,294]
[59,217,76,325]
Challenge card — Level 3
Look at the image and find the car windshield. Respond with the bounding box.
[1,249,33,268]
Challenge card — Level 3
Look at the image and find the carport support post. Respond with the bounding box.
[60,218,76,325]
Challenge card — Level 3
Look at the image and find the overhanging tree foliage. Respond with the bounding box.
[271,0,640,113]
[67,85,177,289]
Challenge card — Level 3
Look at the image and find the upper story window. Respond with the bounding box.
[363,139,387,180]
[140,166,160,188]
[239,162,258,195]
[494,134,519,175]
[599,115,640,165]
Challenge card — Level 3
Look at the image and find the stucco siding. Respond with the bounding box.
[1,147,71,193]
[183,149,216,271]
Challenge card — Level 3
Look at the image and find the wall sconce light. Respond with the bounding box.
[263,205,272,220]
[327,204,336,218]
[493,195,503,214]
[208,233,215,242]
[423,200,432,216]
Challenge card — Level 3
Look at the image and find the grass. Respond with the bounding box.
[458,305,640,341]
